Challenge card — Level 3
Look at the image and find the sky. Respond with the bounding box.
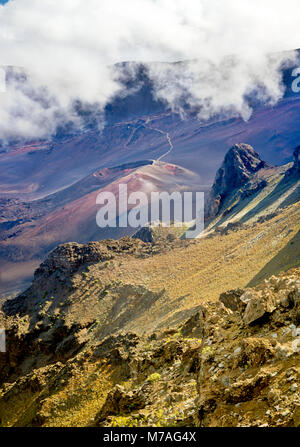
[0,0,300,140]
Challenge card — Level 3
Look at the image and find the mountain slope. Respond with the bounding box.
[1,57,300,200]
[203,143,300,233]
[0,160,201,297]
[0,140,299,426]
[0,244,299,427]
[1,58,300,299]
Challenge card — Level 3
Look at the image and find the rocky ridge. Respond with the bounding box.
[0,264,299,427]
[0,142,299,427]
[204,143,299,235]
[206,143,270,219]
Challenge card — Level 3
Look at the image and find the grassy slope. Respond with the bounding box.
[79,202,300,333]
[0,202,299,427]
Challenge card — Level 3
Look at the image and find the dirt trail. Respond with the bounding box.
[144,118,174,163]
[122,116,174,164]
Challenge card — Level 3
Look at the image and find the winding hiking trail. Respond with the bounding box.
[120,115,174,164]
[156,132,173,162]
[144,118,174,163]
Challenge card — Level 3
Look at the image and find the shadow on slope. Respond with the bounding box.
[247,230,300,287]
[239,173,299,224]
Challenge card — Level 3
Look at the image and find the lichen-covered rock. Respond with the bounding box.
[1,265,299,428]
[235,337,275,367]
[95,383,150,422]
[223,372,272,404]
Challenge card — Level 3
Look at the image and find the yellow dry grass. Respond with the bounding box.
[98,202,300,317]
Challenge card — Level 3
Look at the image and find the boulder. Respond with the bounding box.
[243,291,277,325]
[224,372,272,404]
[96,383,150,422]
[219,288,246,312]
[235,337,275,367]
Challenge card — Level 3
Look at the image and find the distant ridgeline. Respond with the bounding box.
[107,51,300,124]
[2,50,300,134]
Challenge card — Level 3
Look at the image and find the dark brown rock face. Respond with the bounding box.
[214,144,265,192]
[2,237,146,317]
[219,288,246,312]
[34,237,145,279]
[206,143,269,218]
[133,226,154,243]
[34,242,113,278]
[95,383,150,421]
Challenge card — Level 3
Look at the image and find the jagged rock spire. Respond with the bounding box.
[207,143,269,218]
[212,143,268,197]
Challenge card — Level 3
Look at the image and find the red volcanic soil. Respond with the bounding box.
[1,161,200,255]
[163,164,182,174]
[0,161,201,296]
[1,90,300,296]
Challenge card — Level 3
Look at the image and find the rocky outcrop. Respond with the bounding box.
[220,273,300,326]
[34,238,146,279]
[2,237,148,317]
[294,146,300,172]
[213,143,268,194]
[0,244,299,427]
[133,226,154,243]
[242,292,276,325]
[195,268,300,427]
[133,224,181,244]
[96,384,151,422]
[206,143,270,218]
[219,288,246,312]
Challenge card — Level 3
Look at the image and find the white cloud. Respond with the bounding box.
[148,53,296,122]
[0,0,300,140]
